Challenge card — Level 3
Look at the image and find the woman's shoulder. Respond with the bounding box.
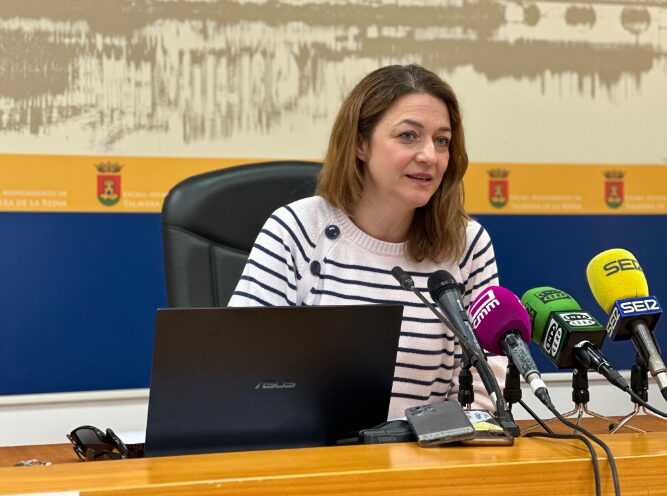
[463,217,491,244]
[273,196,333,224]
[456,217,495,268]
[269,196,336,245]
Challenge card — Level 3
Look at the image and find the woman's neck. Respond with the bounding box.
[350,196,414,243]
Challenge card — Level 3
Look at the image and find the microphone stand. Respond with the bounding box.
[522,366,630,434]
[458,350,475,409]
[558,366,622,433]
[503,361,522,410]
[609,353,667,433]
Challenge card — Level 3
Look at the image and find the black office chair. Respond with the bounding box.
[161,161,322,307]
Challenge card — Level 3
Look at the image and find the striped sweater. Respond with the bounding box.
[228,196,506,419]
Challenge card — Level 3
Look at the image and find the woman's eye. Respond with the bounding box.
[435,137,450,147]
[399,131,416,140]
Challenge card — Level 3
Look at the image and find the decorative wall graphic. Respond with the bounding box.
[0,0,664,164]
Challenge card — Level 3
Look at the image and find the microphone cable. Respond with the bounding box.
[523,431,602,496]
[538,395,621,496]
[518,399,552,434]
[624,388,667,419]
[519,400,602,496]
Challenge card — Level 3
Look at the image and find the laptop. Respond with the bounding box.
[144,304,403,457]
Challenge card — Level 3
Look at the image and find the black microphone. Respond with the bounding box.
[391,268,477,408]
[392,267,519,436]
[392,267,479,360]
[426,270,484,356]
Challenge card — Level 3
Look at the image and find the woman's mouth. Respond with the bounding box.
[406,174,432,184]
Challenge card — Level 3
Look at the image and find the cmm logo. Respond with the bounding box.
[604,170,624,209]
[488,168,509,208]
[470,289,499,329]
[95,163,123,206]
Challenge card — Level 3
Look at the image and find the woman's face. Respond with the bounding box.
[356,93,451,214]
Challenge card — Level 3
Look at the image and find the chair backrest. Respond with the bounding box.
[161,161,322,307]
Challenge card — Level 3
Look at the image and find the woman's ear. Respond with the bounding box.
[356,135,370,163]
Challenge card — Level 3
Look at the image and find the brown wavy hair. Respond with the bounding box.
[316,64,469,263]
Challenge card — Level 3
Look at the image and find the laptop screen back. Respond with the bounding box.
[144,304,403,457]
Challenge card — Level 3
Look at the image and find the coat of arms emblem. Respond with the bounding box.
[95,163,123,206]
[604,170,624,209]
[488,169,509,208]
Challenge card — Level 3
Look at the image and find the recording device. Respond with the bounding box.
[405,402,475,447]
[520,286,626,389]
[587,249,667,398]
[470,286,550,401]
[461,410,514,446]
[358,420,415,444]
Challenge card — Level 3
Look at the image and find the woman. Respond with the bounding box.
[229,64,505,418]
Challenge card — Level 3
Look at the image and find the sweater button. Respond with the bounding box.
[310,261,321,276]
[325,225,340,240]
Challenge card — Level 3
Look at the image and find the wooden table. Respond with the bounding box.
[1,416,665,495]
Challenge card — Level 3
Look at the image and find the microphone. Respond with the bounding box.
[587,249,667,398]
[392,267,487,366]
[470,286,551,404]
[520,286,628,390]
[392,267,520,436]
[521,287,582,346]
[427,270,483,356]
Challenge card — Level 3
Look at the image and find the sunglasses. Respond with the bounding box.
[67,425,143,461]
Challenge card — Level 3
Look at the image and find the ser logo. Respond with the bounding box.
[606,297,660,336]
[603,258,642,277]
[542,318,562,358]
[254,381,296,390]
[619,298,660,314]
[606,307,620,336]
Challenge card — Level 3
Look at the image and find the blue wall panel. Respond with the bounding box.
[0,212,664,394]
[0,213,165,394]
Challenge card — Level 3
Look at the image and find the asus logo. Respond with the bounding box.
[603,258,642,277]
[254,381,296,390]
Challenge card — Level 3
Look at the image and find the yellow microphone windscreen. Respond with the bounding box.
[586,248,649,313]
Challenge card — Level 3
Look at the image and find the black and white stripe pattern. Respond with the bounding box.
[229,196,506,419]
